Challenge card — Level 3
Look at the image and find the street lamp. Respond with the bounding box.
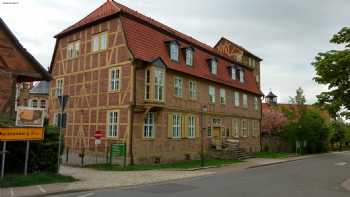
[200,105,208,167]
[57,95,68,172]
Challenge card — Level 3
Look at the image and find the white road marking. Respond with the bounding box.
[37,185,47,193]
[76,193,94,197]
[335,162,347,166]
[10,188,15,197]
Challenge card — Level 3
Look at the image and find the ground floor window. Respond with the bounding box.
[107,111,119,138]
[188,115,196,138]
[242,119,247,137]
[172,114,181,138]
[144,112,155,138]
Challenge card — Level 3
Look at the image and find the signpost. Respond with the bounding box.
[0,127,44,179]
[57,95,68,172]
[109,143,126,168]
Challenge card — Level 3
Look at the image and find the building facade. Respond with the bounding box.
[0,17,51,118]
[48,0,263,164]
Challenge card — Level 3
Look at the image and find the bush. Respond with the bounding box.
[1,125,61,174]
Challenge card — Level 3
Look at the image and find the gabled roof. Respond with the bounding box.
[54,0,263,95]
[0,17,51,82]
[29,81,49,95]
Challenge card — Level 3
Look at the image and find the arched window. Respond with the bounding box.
[40,100,46,108]
[31,100,38,108]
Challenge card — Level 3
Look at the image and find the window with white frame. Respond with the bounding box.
[145,69,151,100]
[233,118,239,137]
[55,79,64,96]
[220,88,226,104]
[243,94,248,108]
[174,77,183,97]
[188,115,196,138]
[154,68,165,101]
[209,86,216,103]
[67,41,80,59]
[31,99,38,108]
[170,42,179,61]
[231,67,236,80]
[107,111,118,138]
[92,32,107,52]
[40,100,46,108]
[144,112,155,138]
[210,59,217,75]
[172,114,181,138]
[254,97,259,111]
[239,69,244,83]
[242,119,247,137]
[109,67,121,91]
[189,80,197,99]
[234,91,240,107]
[186,48,194,66]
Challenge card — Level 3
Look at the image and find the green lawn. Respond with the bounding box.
[0,172,75,188]
[255,152,291,159]
[88,159,241,171]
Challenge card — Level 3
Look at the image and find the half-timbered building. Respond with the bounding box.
[49,0,263,164]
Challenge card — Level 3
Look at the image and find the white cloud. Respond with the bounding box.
[1,0,349,104]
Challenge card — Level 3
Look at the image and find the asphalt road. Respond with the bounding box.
[53,152,350,197]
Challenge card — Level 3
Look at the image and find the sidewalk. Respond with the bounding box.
[0,155,314,197]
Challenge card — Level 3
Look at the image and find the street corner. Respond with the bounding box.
[342,178,350,192]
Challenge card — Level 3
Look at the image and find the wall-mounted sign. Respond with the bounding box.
[0,127,44,141]
[16,107,44,127]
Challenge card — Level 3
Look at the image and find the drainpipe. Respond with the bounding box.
[128,62,137,165]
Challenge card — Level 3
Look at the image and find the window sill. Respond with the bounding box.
[108,90,121,93]
[143,137,155,140]
[91,49,107,55]
[106,137,120,140]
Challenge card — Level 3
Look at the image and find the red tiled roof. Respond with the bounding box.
[56,0,263,95]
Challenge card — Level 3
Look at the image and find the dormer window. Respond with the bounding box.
[185,48,194,66]
[210,58,218,75]
[169,41,179,61]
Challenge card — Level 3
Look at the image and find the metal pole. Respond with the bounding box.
[1,141,7,179]
[200,108,205,167]
[57,96,63,172]
[24,141,30,176]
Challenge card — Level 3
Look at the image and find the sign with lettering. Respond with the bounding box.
[0,127,44,141]
[15,107,45,127]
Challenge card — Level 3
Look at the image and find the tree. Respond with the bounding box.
[330,121,347,150]
[312,27,350,119]
[262,107,287,134]
[289,87,306,105]
[280,109,330,153]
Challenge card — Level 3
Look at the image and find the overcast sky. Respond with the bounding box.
[1,0,349,103]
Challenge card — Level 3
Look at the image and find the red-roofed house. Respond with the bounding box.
[49,0,263,165]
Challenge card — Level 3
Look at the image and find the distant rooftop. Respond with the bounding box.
[29,81,49,94]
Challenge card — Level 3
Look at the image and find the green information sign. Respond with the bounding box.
[109,143,126,167]
[111,144,125,158]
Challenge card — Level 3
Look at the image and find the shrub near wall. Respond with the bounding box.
[2,125,60,173]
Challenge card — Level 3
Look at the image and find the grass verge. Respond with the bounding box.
[88,159,241,171]
[0,172,75,188]
[255,152,291,159]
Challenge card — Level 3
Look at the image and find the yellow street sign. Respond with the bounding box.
[0,127,44,141]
